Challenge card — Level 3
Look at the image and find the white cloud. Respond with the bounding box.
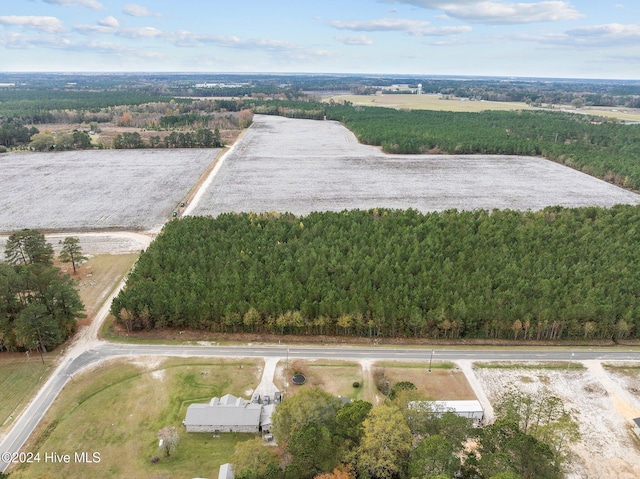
[564,23,640,46]
[0,32,71,49]
[98,16,119,28]
[122,4,162,17]
[386,1,583,24]
[116,26,164,38]
[0,16,65,33]
[329,18,471,36]
[42,0,105,10]
[335,34,374,45]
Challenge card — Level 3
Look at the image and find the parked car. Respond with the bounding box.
[274,391,282,404]
[263,395,270,406]
[252,394,260,404]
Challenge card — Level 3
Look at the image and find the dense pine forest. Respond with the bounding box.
[111,207,640,341]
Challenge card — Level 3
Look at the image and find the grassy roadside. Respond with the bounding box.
[9,357,262,479]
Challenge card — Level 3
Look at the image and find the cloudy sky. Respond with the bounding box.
[1,1,639,79]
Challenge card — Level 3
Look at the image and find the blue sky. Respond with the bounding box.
[1,1,639,79]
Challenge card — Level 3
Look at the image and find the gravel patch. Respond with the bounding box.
[191,115,640,216]
[0,148,219,232]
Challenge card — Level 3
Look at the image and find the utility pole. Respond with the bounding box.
[428,349,434,373]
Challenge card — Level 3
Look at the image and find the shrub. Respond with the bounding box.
[353,382,360,388]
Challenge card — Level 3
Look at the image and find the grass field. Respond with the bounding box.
[10,357,262,479]
[275,359,476,404]
[379,362,475,401]
[327,93,536,113]
[277,360,365,401]
[326,94,640,122]
[0,356,55,435]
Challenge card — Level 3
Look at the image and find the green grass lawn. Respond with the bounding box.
[10,357,263,479]
[0,355,55,434]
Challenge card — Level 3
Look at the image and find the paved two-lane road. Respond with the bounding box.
[3,339,640,472]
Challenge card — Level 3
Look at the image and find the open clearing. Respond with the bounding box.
[327,94,640,122]
[474,363,640,479]
[191,115,640,217]
[0,148,220,233]
[10,357,262,479]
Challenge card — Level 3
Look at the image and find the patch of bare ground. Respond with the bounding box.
[474,364,640,479]
[59,254,138,327]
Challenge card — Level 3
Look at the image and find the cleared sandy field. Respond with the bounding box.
[191,115,640,217]
[0,148,219,233]
[475,364,640,479]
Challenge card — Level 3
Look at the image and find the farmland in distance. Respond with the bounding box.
[191,115,640,217]
[0,148,220,233]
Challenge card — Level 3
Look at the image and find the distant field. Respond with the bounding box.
[327,94,640,122]
[327,93,535,113]
[0,148,219,233]
[191,115,640,216]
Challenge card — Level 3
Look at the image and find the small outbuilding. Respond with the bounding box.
[219,463,235,479]
[408,400,484,422]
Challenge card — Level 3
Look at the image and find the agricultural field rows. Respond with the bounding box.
[191,115,640,217]
[0,148,220,233]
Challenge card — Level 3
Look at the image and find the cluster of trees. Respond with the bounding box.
[0,119,37,148]
[231,385,573,479]
[112,127,223,149]
[0,230,85,354]
[112,207,640,341]
[29,130,92,151]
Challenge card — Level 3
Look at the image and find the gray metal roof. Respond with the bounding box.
[185,395,262,427]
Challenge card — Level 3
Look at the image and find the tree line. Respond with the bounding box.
[0,230,85,353]
[230,384,571,479]
[112,127,223,149]
[111,207,640,341]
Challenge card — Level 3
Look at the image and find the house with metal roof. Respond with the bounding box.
[183,393,264,433]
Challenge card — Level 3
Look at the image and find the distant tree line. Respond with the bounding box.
[111,207,640,341]
[112,127,223,149]
[0,230,85,353]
